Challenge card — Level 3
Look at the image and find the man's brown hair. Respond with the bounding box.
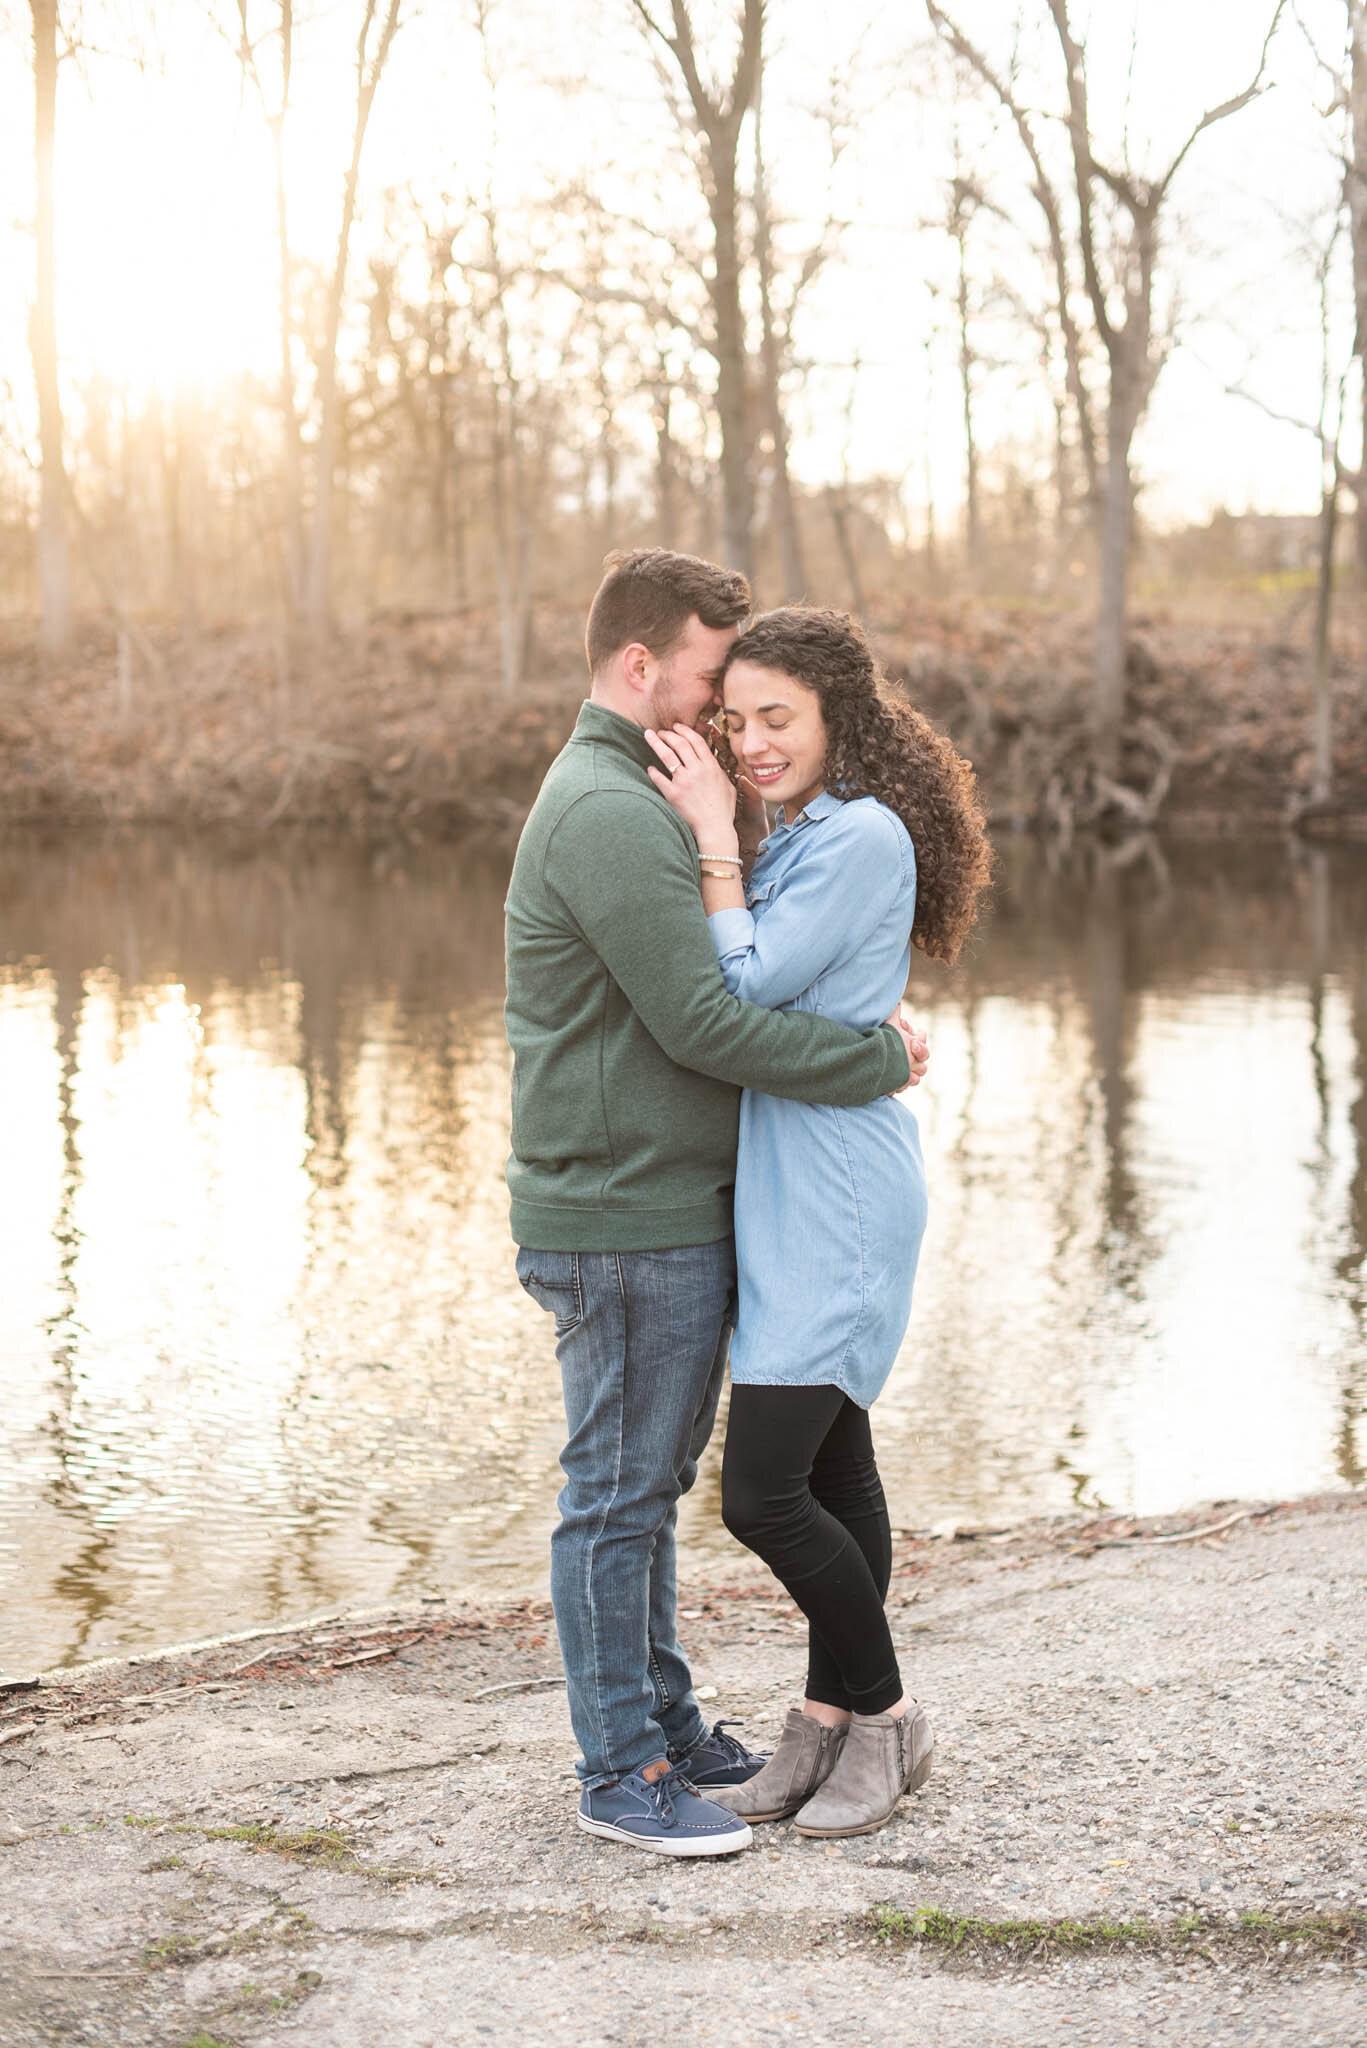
[585,548,750,675]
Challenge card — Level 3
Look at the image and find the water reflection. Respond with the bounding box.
[1,829,1363,1672]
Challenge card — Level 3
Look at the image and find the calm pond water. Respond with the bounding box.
[2,829,1364,1673]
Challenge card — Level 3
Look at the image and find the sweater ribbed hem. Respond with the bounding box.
[510,1193,733,1252]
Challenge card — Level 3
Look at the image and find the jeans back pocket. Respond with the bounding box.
[515,1247,584,1337]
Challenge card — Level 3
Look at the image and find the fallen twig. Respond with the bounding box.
[1072,1506,1266,1554]
[468,1676,566,1701]
[212,1645,305,1683]
[30,1970,145,1981]
[1144,1509,1253,1545]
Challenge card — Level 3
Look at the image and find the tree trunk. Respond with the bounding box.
[951,181,980,568]
[486,209,529,692]
[754,81,805,601]
[764,388,805,603]
[270,103,304,616]
[305,154,361,634]
[654,372,678,548]
[1094,374,1140,780]
[922,334,938,576]
[490,386,518,691]
[709,156,753,582]
[826,487,867,614]
[1048,330,1071,576]
[1349,2,1367,585]
[957,264,979,566]
[632,0,761,580]
[1311,454,1340,804]
[30,0,70,656]
[159,392,196,629]
[596,354,618,538]
[304,0,402,636]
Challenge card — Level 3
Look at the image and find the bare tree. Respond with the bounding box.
[1347,1,1367,581]
[472,0,535,690]
[1047,0,1286,776]
[943,136,986,566]
[633,0,762,580]
[753,66,806,600]
[926,4,1100,521]
[304,0,405,635]
[650,349,680,547]
[928,1,1284,782]
[236,1,305,621]
[481,193,534,691]
[825,363,867,614]
[1226,219,1352,812]
[1301,224,1352,809]
[29,0,70,655]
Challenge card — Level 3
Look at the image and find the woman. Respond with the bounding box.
[644,606,990,1840]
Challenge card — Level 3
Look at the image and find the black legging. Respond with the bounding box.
[720,1383,902,1715]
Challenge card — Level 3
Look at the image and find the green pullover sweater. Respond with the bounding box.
[504,701,911,1250]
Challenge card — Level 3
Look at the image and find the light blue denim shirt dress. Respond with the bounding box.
[707,790,928,1408]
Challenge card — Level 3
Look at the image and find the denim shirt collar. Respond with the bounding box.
[770,787,844,837]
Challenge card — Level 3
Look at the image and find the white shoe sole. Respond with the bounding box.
[577,1812,753,1856]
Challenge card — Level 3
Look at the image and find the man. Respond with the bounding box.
[505,549,926,1858]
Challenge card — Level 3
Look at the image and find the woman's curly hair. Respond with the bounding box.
[722,607,992,965]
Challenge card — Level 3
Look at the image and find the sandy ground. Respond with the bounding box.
[1,1491,1364,2048]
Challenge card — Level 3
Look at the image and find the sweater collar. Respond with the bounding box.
[570,699,656,772]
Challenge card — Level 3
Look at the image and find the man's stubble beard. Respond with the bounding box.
[646,666,704,736]
[645,671,681,733]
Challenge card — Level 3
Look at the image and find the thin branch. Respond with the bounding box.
[522,270,708,355]
[1221,379,1358,487]
[1157,0,1288,197]
[1044,0,1117,356]
[924,0,1099,498]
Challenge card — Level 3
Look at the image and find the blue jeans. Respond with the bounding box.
[515,1238,736,1789]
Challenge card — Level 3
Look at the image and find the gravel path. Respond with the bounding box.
[1,1491,1363,2047]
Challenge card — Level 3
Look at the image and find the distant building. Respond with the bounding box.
[1151,508,1341,583]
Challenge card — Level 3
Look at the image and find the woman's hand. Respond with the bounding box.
[886,1012,930,1093]
[644,722,740,850]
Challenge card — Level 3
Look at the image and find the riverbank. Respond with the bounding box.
[2,608,1364,839]
[3,1490,1363,2047]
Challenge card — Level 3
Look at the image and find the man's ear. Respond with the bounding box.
[622,641,651,694]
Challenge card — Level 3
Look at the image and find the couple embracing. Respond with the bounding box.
[505,549,990,1857]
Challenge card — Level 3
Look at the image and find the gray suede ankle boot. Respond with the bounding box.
[704,1708,848,1823]
[791,1703,933,1839]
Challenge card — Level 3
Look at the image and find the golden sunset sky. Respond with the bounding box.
[0,0,1353,535]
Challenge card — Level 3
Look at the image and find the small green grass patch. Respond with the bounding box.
[867,1905,1159,1954]
[143,1932,207,1971]
[203,1822,355,1868]
[863,1903,1367,1966]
